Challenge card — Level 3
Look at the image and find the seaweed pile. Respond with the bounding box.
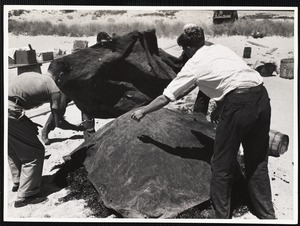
[54,161,118,218]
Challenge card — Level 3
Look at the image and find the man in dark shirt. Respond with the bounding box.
[8,71,85,207]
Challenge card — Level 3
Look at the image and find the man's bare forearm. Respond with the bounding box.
[52,108,82,131]
[131,95,170,121]
[141,95,170,115]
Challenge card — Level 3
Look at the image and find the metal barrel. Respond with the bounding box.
[280,58,294,79]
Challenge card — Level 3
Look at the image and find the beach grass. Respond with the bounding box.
[8,18,294,38]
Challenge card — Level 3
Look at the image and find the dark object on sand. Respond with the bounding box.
[255,63,277,77]
[243,47,252,58]
[64,109,216,218]
[48,29,187,119]
[252,31,265,39]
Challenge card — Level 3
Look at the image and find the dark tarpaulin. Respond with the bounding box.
[64,108,216,218]
[62,107,288,218]
[48,29,187,119]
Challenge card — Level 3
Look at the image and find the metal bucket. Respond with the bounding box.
[280,58,294,79]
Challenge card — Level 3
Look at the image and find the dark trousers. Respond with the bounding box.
[81,112,95,140]
[210,85,276,219]
[8,115,45,198]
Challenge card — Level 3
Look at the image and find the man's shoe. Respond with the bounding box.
[12,183,19,192]
[14,195,48,208]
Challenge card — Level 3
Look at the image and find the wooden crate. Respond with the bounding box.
[14,50,37,64]
[42,52,54,61]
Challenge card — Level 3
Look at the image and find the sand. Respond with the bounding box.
[4,8,297,224]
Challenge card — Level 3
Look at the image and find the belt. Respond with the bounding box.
[232,84,264,94]
[8,108,24,119]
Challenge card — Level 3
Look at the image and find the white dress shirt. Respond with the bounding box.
[163,44,263,101]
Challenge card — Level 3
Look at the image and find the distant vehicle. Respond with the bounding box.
[213,10,238,24]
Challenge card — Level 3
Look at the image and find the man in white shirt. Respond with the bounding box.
[131,26,276,219]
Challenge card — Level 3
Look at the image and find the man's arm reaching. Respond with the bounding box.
[50,92,85,131]
[131,95,170,121]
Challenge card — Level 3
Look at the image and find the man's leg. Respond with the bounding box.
[242,88,275,219]
[81,112,95,141]
[210,102,243,218]
[8,116,45,198]
[8,143,21,190]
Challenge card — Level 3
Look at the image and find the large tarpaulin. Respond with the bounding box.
[65,109,216,218]
[48,29,187,118]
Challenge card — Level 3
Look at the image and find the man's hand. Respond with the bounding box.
[131,109,145,122]
[210,109,220,124]
[210,102,225,124]
[131,95,170,122]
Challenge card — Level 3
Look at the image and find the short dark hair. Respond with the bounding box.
[97,32,112,43]
[48,58,70,84]
[177,26,205,48]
